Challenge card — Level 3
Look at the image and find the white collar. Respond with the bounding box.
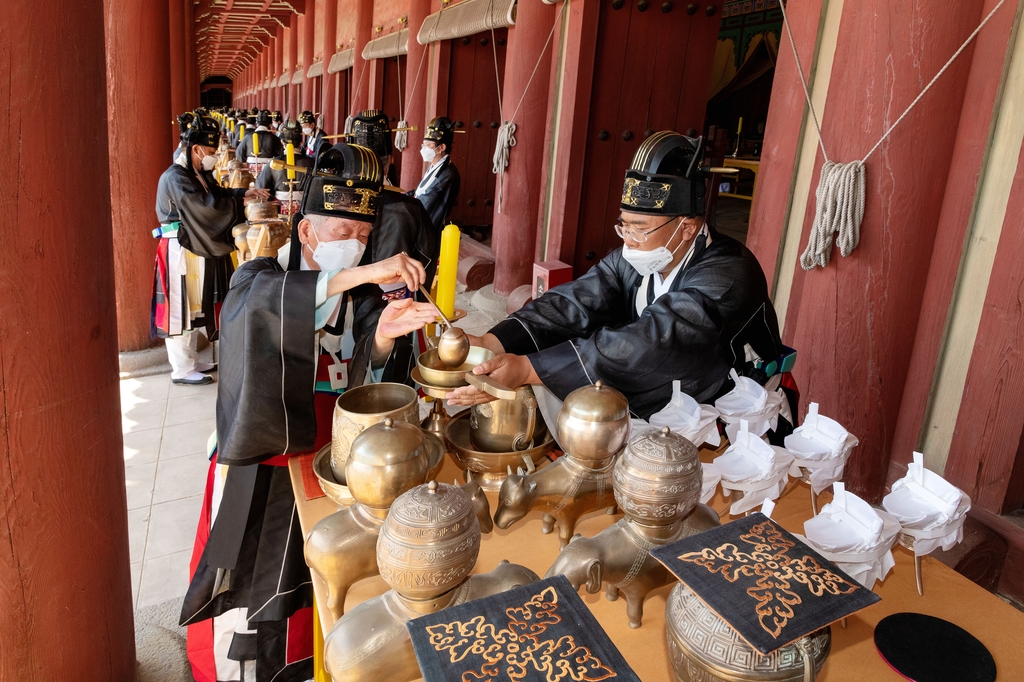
[255,125,269,132]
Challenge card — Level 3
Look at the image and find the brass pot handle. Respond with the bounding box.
[797,637,816,682]
[516,395,537,450]
[464,372,517,400]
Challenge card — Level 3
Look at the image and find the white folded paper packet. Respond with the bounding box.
[716,370,784,437]
[715,420,794,514]
[785,403,860,495]
[800,484,899,589]
[648,380,722,448]
[882,452,971,556]
[701,462,722,504]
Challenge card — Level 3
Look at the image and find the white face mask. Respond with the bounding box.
[302,126,314,136]
[199,149,218,171]
[621,219,683,277]
[310,222,366,271]
[419,145,436,162]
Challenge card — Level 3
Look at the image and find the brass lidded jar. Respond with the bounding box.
[556,380,630,462]
[244,198,279,222]
[344,417,430,512]
[613,427,702,526]
[665,583,831,682]
[376,481,481,600]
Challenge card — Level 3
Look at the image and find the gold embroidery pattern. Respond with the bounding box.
[678,519,860,639]
[621,178,671,209]
[424,586,617,681]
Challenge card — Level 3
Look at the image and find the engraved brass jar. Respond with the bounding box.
[226,160,255,189]
[613,427,702,526]
[556,381,631,462]
[330,383,420,480]
[244,198,280,222]
[376,480,481,600]
[470,385,548,452]
[345,417,430,512]
[665,583,831,682]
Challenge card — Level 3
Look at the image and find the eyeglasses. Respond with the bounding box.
[613,216,677,243]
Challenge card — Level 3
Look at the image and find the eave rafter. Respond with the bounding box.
[195,0,305,81]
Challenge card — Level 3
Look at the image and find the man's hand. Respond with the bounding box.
[327,253,427,299]
[466,333,505,355]
[371,299,439,363]
[244,188,271,200]
[447,354,539,406]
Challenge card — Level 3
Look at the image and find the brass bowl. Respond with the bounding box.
[314,434,445,507]
[415,346,494,388]
[312,443,354,506]
[444,410,553,491]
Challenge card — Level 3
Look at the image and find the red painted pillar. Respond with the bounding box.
[491,0,557,295]
[106,0,172,352]
[168,0,186,116]
[289,13,301,117]
[321,0,339,130]
[302,1,316,111]
[183,0,198,107]
[400,0,431,189]
[774,0,987,501]
[1,1,136,679]
[350,0,374,115]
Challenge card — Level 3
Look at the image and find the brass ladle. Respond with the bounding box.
[419,287,470,367]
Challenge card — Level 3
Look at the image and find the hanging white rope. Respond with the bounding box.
[491,0,566,213]
[393,33,409,151]
[778,0,1008,270]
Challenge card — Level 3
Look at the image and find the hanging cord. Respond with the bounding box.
[491,0,567,214]
[778,0,1009,270]
[393,32,410,151]
[345,56,370,134]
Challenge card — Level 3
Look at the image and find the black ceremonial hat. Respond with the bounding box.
[299,110,317,125]
[184,114,220,149]
[301,143,382,223]
[176,112,196,141]
[279,119,303,147]
[424,116,455,147]
[621,131,705,217]
[351,109,392,158]
[272,110,283,121]
[257,109,272,127]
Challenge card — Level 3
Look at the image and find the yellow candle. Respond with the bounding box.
[286,143,296,180]
[253,129,260,156]
[239,123,246,141]
[435,223,460,318]
[737,117,743,135]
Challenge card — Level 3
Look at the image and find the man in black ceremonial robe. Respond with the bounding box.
[180,142,437,682]
[235,109,284,166]
[255,119,313,219]
[449,131,783,422]
[411,116,461,230]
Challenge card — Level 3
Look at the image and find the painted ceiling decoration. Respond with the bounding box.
[195,0,306,80]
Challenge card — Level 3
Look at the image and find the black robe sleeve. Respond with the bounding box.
[489,236,781,419]
[216,258,321,466]
[370,191,441,288]
[413,161,461,230]
[156,165,245,259]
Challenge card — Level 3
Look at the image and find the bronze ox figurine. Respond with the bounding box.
[544,504,720,628]
[324,560,539,682]
[494,454,618,548]
[304,480,491,621]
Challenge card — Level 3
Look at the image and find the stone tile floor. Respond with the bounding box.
[122,373,216,611]
[121,285,506,613]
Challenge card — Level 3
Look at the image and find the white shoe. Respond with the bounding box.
[196,362,218,374]
[172,371,214,385]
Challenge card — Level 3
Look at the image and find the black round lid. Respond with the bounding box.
[874,612,996,682]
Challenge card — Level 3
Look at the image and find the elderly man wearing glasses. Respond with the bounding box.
[448,131,782,423]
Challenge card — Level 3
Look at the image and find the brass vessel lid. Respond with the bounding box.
[348,417,426,467]
[560,380,629,424]
[614,426,702,525]
[245,199,280,222]
[624,426,699,468]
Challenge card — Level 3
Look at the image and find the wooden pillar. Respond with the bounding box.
[367,57,385,109]
[168,0,186,116]
[755,0,988,501]
[289,13,301,117]
[399,0,431,189]
[272,31,282,111]
[350,0,374,115]
[302,1,316,111]
[106,0,172,352]
[321,0,339,129]
[1,1,137,679]
[183,0,198,107]
[491,0,557,295]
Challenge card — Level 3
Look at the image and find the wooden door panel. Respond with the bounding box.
[380,55,407,179]
[573,0,724,275]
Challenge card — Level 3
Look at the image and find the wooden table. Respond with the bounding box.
[719,157,761,203]
[289,447,1024,681]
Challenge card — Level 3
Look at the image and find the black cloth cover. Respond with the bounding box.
[406,575,640,682]
[489,230,780,420]
[874,612,996,682]
[651,513,881,655]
